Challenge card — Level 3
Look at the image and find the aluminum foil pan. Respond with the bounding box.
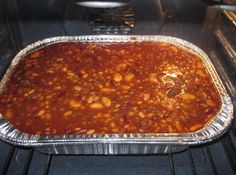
[0,35,234,154]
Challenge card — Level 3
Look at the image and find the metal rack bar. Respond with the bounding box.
[168,153,176,175]
[200,148,207,162]
[205,146,218,175]
[221,135,236,174]
[22,149,34,175]
[0,146,16,175]
[187,149,197,175]
[43,154,52,175]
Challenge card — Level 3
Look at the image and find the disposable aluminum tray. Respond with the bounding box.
[0,35,234,154]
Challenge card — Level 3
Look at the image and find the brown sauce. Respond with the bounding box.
[0,42,221,135]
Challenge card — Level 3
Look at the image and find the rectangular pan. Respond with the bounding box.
[0,35,234,154]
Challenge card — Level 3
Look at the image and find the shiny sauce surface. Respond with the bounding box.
[0,42,221,135]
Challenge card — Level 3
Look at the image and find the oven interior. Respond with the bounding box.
[0,0,235,174]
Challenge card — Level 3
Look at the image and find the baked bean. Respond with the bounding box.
[0,42,220,135]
